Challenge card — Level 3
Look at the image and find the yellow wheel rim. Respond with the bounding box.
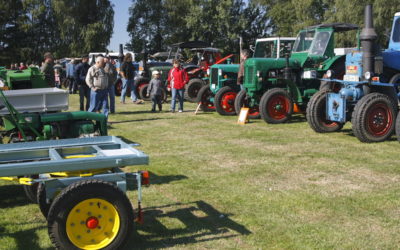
[66,198,121,249]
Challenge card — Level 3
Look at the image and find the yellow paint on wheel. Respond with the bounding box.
[66,198,120,249]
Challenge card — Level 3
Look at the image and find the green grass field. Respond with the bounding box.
[1,94,400,249]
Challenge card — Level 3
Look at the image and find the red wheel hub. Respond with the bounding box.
[86,217,99,229]
[267,94,290,120]
[367,103,393,136]
[221,92,236,112]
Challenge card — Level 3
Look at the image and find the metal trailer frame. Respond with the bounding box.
[0,136,149,249]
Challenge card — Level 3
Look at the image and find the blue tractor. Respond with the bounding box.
[307,4,400,143]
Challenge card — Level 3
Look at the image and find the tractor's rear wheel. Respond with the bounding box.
[234,90,260,119]
[197,85,215,112]
[351,92,395,143]
[185,78,206,103]
[137,79,150,100]
[214,86,237,116]
[48,179,134,250]
[395,111,400,142]
[306,90,344,133]
[260,88,293,124]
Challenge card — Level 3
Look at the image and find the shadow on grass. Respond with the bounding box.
[111,117,172,124]
[124,200,251,249]
[0,224,52,250]
[0,184,30,209]
[148,171,188,185]
[341,128,398,141]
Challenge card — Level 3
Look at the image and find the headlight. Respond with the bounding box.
[256,71,261,77]
[207,69,210,75]
[0,79,4,88]
[302,70,317,79]
[364,71,372,80]
[218,69,222,76]
[326,70,333,78]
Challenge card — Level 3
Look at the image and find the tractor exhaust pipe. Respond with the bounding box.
[360,4,377,79]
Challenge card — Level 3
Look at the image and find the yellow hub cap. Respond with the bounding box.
[66,198,121,249]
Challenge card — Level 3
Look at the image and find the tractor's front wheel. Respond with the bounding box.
[47,179,134,250]
[260,88,293,124]
[197,85,215,112]
[351,92,395,142]
[214,86,237,116]
[234,90,260,119]
[306,90,344,133]
[185,78,206,103]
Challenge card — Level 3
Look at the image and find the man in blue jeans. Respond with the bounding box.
[104,56,117,113]
[85,56,109,118]
[120,53,137,103]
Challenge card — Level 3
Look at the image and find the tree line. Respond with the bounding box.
[0,0,113,65]
[126,0,400,56]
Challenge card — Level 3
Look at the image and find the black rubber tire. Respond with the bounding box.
[138,83,150,101]
[196,85,215,112]
[37,183,51,218]
[234,89,260,119]
[114,79,123,96]
[395,111,400,142]
[47,179,134,250]
[260,88,293,124]
[214,86,238,116]
[351,93,396,143]
[23,175,39,203]
[185,78,206,103]
[306,90,344,133]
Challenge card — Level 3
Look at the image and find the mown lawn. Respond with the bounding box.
[1,93,400,249]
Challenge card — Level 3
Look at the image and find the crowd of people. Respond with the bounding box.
[17,52,191,123]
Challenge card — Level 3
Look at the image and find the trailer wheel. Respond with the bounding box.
[196,85,215,112]
[185,78,206,103]
[306,90,344,133]
[260,88,293,124]
[23,175,39,203]
[138,83,150,101]
[234,90,260,119]
[214,86,237,116]
[352,93,395,142]
[37,183,51,218]
[48,179,134,250]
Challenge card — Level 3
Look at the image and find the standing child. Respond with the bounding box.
[147,71,163,112]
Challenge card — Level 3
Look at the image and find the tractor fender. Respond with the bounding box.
[322,55,346,71]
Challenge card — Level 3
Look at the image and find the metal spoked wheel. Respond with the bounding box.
[214,86,237,116]
[48,179,134,250]
[352,92,395,142]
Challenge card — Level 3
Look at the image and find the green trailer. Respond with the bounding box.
[235,23,358,123]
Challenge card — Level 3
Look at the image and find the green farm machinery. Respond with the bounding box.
[235,23,358,123]
[0,88,107,144]
[196,37,296,115]
[0,67,47,90]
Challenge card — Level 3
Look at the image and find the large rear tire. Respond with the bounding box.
[214,86,237,116]
[259,88,293,124]
[395,111,400,142]
[351,92,395,143]
[47,179,134,250]
[185,78,206,103]
[306,90,344,133]
[196,85,215,112]
[234,89,260,119]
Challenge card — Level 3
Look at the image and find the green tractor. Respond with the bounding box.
[0,67,47,90]
[235,23,358,123]
[196,37,296,115]
[0,88,107,144]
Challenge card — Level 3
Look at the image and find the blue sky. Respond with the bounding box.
[108,0,131,52]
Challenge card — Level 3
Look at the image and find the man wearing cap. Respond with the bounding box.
[86,56,109,118]
[74,55,91,111]
[40,52,55,87]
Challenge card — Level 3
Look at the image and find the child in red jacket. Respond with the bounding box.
[167,59,188,112]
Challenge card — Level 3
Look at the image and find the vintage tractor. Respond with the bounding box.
[197,37,296,115]
[234,23,358,122]
[0,88,107,144]
[0,67,47,90]
[307,5,400,143]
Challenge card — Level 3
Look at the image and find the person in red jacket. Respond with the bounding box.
[167,59,188,112]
